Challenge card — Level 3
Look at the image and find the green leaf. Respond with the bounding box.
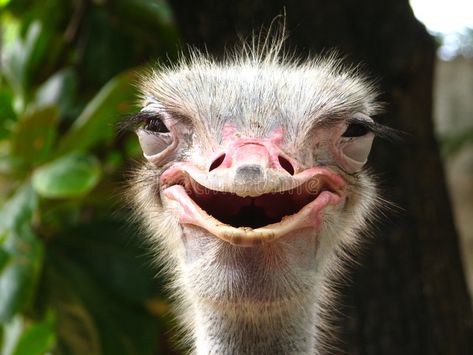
[0,184,37,232]
[32,153,101,199]
[113,0,175,26]
[0,248,10,273]
[440,127,473,156]
[0,185,43,323]
[11,106,58,168]
[1,21,44,109]
[45,218,164,355]
[0,0,12,8]
[12,315,56,355]
[0,316,24,355]
[57,71,138,155]
[0,88,16,140]
[0,225,43,322]
[34,68,77,117]
[47,250,157,355]
[57,220,160,304]
[109,0,179,59]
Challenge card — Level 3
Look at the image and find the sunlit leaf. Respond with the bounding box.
[32,153,101,199]
[0,185,43,322]
[0,316,24,355]
[57,71,138,155]
[12,314,56,355]
[34,68,77,117]
[0,226,43,322]
[0,0,12,8]
[0,183,37,232]
[11,106,58,167]
[1,21,42,108]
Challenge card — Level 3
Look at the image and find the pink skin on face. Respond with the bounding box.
[161,124,346,246]
[214,124,296,171]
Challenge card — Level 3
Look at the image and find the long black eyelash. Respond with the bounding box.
[347,118,405,142]
[118,111,169,133]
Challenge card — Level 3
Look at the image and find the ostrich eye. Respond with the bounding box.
[127,110,170,134]
[129,111,174,157]
[339,117,375,172]
[342,122,370,138]
[136,128,173,157]
[143,117,170,133]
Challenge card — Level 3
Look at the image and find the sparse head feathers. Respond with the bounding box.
[138,39,382,143]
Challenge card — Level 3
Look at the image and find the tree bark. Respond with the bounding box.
[168,0,473,353]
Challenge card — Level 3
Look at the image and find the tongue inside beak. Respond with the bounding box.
[186,180,318,229]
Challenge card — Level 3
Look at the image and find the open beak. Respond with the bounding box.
[160,140,346,246]
[161,166,344,246]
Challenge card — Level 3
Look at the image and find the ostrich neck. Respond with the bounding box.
[179,227,330,354]
[191,296,320,355]
[181,231,326,355]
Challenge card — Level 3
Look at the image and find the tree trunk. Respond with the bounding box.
[168,0,473,353]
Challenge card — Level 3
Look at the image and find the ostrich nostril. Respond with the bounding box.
[278,156,295,175]
[209,154,226,172]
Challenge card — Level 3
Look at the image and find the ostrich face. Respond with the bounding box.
[130,56,385,304]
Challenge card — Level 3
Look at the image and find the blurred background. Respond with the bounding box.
[411,0,473,298]
[0,0,471,354]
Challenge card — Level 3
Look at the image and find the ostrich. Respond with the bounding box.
[127,37,395,354]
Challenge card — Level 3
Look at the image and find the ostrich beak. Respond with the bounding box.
[161,137,346,246]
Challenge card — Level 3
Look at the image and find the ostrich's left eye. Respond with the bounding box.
[339,117,375,173]
[342,122,370,137]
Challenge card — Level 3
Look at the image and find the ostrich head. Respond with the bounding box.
[128,39,393,354]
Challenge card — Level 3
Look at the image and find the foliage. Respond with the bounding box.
[440,127,473,157]
[0,0,178,353]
